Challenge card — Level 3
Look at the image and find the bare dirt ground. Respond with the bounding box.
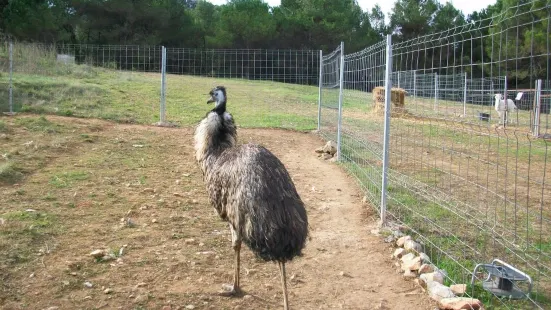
[0,115,434,310]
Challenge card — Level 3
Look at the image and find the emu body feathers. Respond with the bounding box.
[194,101,307,262]
[207,144,308,261]
[193,86,308,308]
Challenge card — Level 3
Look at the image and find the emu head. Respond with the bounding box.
[207,86,227,106]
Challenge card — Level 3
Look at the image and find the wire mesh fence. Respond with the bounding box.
[0,42,165,123]
[318,43,343,145]
[0,43,320,128]
[164,48,319,85]
[323,1,550,309]
[338,41,388,210]
[387,2,550,307]
[161,48,320,129]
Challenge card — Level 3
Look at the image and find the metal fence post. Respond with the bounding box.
[160,46,167,124]
[503,76,508,126]
[9,42,14,114]
[336,42,345,161]
[434,73,438,110]
[463,72,467,117]
[533,79,542,137]
[317,50,323,131]
[397,71,400,88]
[380,34,393,227]
[413,70,416,99]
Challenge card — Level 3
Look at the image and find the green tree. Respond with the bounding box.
[2,0,75,42]
[208,0,276,48]
[460,5,496,78]
[272,4,311,49]
[191,0,218,48]
[72,0,196,45]
[486,0,549,87]
[369,4,387,36]
[429,2,466,73]
[158,0,197,46]
[276,0,378,52]
[347,10,381,52]
[389,0,439,41]
[432,2,465,33]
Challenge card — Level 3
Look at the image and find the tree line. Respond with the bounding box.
[0,0,537,51]
[1,0,548,87]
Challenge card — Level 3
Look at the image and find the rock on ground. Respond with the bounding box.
[89,249,106,259]
[402,256,422,272]
[400,252,416,264]
[420,271,445,285]
[323,141,337,155]
[404,239,423,253]
[393,248,406,259]
[403,269,417,279]
[396,235,412,247]
[427,281,455,301]
[438,297,483,310]
[418,264,435,274]
[414,278,427,290]
[450,284,467,296]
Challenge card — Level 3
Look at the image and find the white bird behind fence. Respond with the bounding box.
[494,93,518,125]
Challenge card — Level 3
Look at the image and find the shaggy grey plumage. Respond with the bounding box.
[194,86,308,309]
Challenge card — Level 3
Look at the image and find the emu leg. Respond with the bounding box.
[219,224,242,297]
[279,261,289,310]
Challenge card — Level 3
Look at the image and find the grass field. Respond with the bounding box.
[1,57,550,308]
[0,65,319,131]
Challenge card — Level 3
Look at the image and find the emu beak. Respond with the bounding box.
[207,96,214,104]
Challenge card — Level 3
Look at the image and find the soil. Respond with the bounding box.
[0,115,435,310]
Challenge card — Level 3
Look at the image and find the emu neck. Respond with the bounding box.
[194,108,237,169]
[213,99,227,115]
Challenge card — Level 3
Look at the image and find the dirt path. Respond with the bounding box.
[0,116,434,310]
[239,128,434,309]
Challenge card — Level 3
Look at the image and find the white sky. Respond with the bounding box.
[205,0,497,21]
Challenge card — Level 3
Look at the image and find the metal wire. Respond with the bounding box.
[0,43,165,119]
[0,43,320,128]
[318,44,343,145]
[164,48,319,85]
[333,1,550,308]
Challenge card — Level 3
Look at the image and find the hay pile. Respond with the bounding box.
[372,86,408,116]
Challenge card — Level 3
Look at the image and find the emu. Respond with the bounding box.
[494,93,518,125]
[193,86,308,310]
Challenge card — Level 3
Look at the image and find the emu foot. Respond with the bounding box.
[218,284,242,297]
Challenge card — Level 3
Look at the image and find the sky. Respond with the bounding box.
[205,0,497,21]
